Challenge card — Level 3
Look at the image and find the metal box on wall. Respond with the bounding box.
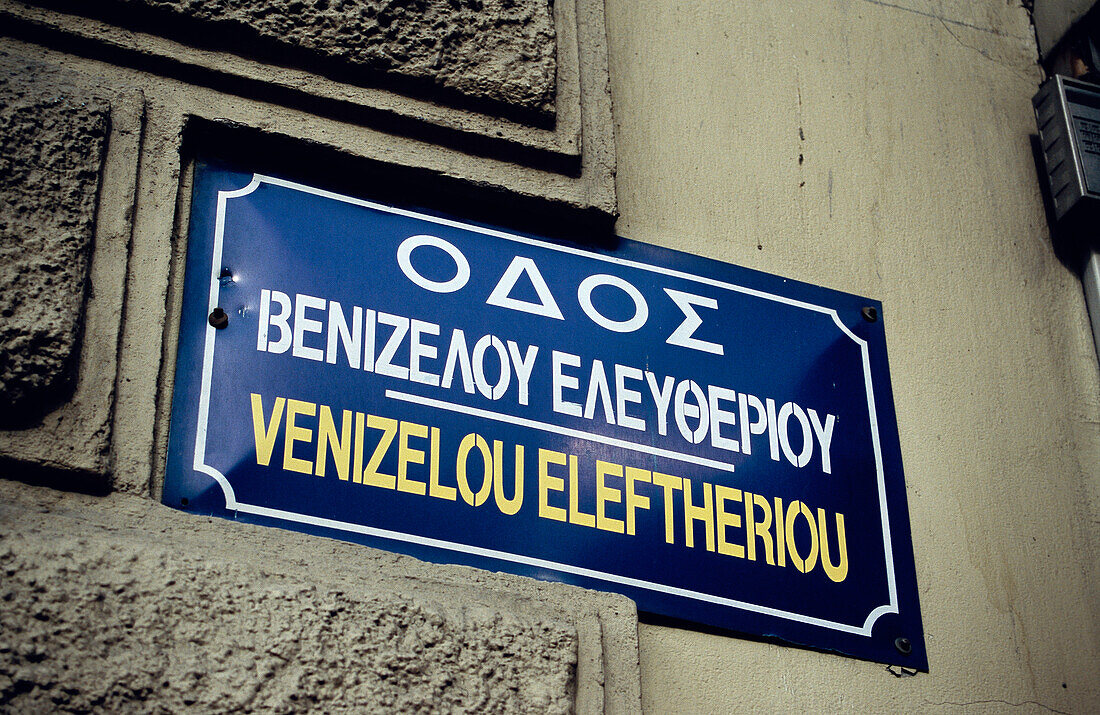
[1034,75,1100,228]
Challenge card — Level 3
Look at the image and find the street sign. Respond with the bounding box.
[165,161,926,668]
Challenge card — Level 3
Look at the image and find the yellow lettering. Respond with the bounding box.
[682,478,715,551]
[316,406,352,480]
[282,399,316,475]
[595,461,625,534]
[351,411,365,484]
[428,427,455,500]
[744,492,775,565]
[715,485,744,558]
[457,433,492,507]
[493,442,524,516]
[568,455,594,528]
[773,496,787,567]
[652,472,683,545]
[624,466,651,536]
[363,414,398,489]
[818,509,848,582]
[538,449,567,522]
[396,421,428,495]
[785,501,819,574]
[250,393,285,467]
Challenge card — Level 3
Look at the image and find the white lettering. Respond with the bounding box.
[664,288,723,355]
[326,301,362,369]
[778,401,813,468]
[506,341,538,406]
[738,392,767,455]
[262,290,293,354]
[583,359,616,424]
[645,372,675,436]
[577,274,649,333]
[707,385,739,452]
[614,363,646,431]
[486,256,564,320]
[292,293,326,362]
[552,351,583,417]
[363,308,376,372]
[409,319,440,386]
[472,334,510,400]
[808,408,836,474]
[375,312,410,379]
[441,329,475,394]
[766,397,780,461]
[396,235,470,293]
[674,379,709,444]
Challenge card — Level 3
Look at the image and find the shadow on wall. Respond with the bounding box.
[18,0,559,127]
[181,118,620,249]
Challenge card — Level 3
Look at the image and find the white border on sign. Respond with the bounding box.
[191,173,899,638]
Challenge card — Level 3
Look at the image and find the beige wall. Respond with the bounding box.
[2,0,1099,710]
[0,1,643,710]
[606,0,1100,711]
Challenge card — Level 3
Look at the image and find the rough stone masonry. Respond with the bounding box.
[27,0,558,114]
[0,54,110,427]
[0,484,581,713]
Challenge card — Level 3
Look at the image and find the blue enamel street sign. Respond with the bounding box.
[165,162,926,668]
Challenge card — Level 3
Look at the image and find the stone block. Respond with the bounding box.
[0,52,142,481]
[0,56,108,425]
[1,0,616,220]
[0,479,642,712]
[0,539,578,712]
[103,0,557,115]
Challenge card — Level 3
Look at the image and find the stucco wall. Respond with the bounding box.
[1,0,1098,711]
[1,481,640,712]
[0,0,641,709]
[606,0,1100,711]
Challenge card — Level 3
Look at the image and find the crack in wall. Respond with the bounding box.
[855,0,1027,39]
[926,698,1072,714]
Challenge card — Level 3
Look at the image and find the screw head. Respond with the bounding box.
[208,307,229,329]
[894,636,912,655]
[861,306,878,323]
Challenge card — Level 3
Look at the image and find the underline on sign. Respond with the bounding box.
[384,389,736,474]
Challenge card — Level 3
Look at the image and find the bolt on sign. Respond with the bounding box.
[165,162,926,668]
